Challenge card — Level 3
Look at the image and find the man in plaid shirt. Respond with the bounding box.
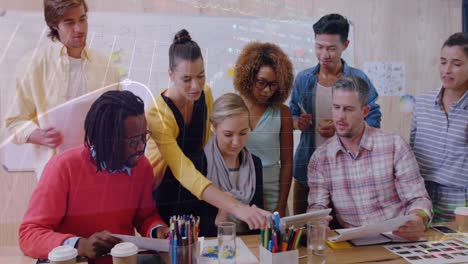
[307,76,432,241]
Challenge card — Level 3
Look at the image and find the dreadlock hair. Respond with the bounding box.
[84,90,144,172]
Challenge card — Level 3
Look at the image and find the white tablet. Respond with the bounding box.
[280,208,332,228]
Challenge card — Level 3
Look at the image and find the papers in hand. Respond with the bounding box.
[112,234,169,252]
[39,87,114,154]
[329,214,418,242]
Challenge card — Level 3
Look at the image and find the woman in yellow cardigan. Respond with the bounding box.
[145,29,269,230]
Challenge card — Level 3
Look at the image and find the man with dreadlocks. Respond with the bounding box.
[18,90,168,259]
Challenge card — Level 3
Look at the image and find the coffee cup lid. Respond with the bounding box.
[455,207,468,215]
[48,245,78,261]
[110,242,138,257]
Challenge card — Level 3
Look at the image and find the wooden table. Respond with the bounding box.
[1,228,464,264]
[242,227,463,264]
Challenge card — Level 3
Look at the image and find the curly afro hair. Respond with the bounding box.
[234,42,294,105]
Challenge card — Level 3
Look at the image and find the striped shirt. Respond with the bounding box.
[307,125,432,228]
[410,88,468,188]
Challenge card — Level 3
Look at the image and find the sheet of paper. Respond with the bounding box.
[363,61,406,96]
[113,235,207,254]
[199,237,257,264]
[39,87,114,154]
[1,141,35,171]
[112,234,169,252]
[384,239,468,264]
[329,215,417,242]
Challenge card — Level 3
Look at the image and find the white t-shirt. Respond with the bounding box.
[314,82,333,147]
[66,57,87,100]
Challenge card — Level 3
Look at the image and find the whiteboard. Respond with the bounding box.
[0,11,354,171]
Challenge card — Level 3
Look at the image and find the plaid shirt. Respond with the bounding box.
[307,125,432,228]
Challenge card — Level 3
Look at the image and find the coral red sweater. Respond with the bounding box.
[19,146,165,259]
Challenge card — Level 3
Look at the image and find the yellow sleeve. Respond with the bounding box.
[145,90,212,200]
[5,55,41,144]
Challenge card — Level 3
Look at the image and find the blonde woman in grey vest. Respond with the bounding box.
[193,93,265,236]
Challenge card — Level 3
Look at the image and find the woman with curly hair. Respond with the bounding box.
[234,42,294,216]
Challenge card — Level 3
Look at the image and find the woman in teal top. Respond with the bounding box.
[234,42,294,215]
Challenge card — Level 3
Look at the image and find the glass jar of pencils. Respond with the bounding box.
[169,215,200,264]
[169,238,198,264]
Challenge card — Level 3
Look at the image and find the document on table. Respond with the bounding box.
[199,237,257,264]
[384,239,468,264]
[329,215,417,242]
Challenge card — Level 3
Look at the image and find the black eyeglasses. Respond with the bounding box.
[125,130,152,150]
[255,79,279,91]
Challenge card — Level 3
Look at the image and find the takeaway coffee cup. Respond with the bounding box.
[110,242,138,264]
[48,245,77,264]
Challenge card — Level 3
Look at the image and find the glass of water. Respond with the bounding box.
[217,222,236,263]
[307,218,327,264]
